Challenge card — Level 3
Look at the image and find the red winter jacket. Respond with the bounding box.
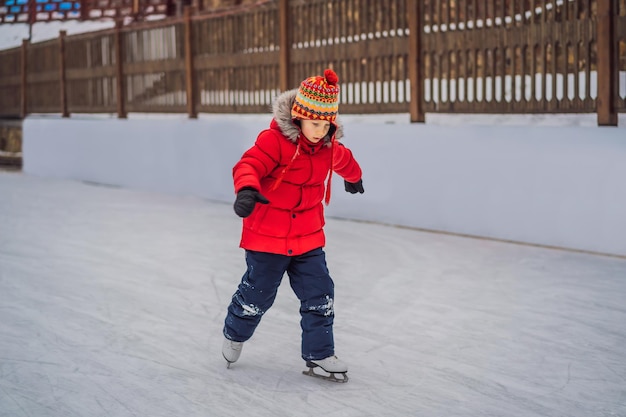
[233,90,362,256]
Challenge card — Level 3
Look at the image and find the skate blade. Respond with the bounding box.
[223,354,234,369]
[302,367,348,383]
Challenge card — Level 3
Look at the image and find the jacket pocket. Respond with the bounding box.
[246,205,291,238]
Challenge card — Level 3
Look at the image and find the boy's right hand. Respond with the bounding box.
[233,188,269,218]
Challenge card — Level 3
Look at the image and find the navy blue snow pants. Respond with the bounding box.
[223,247,335,361]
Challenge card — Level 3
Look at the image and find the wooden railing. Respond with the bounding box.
[0,0,624,125]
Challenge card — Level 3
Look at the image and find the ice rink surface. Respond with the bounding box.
[1,172,624,417]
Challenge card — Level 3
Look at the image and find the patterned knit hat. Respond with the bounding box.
[291,69,340,121]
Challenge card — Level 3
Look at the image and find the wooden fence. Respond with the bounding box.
[0,0,624,125]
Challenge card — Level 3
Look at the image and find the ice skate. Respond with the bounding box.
[302,355,348,383]
[222,337,243,368]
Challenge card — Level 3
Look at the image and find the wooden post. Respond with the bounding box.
[278,0,290,91]
[20,39,28,119]
[59,30,69,118]
[184,6,198,119]
[114,20,127,119]
[27,0,34,42]
[407,0,425,123]
[596,0,617,126]
[80,0,89,21]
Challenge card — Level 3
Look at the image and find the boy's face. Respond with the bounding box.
[300,119,331,144]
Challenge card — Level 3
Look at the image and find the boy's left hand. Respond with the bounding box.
[344,179,364,194]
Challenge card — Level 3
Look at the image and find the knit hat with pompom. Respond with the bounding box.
[291,69,340,121]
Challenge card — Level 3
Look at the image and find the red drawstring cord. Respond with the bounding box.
[324,137,335,206]
[270,143,301,191]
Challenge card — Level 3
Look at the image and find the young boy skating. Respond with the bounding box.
[222,69,364,382]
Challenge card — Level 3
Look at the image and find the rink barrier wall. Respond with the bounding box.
[22,115,626,257]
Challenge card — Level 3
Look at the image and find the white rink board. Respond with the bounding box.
[23,113,626,257]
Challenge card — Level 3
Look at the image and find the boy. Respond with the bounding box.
[222,69,364,381]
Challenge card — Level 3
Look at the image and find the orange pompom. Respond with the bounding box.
[324,68,339,86]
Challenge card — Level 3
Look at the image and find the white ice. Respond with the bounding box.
[1,171,625,417]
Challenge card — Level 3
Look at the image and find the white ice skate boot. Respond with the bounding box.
[222,337,243,368]
[303,356,348,383]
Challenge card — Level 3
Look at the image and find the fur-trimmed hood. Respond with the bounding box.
[271,89,344,147]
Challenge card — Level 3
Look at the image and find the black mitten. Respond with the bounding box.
[233,188,269,218]
[344,179,364,194]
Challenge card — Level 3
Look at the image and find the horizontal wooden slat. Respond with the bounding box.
[67,106,118,113]
[198,104,270,113]
[26,71,60,84]
[291,38,408,63]
[124,59,186,75]
[126,105,187,113]
[0,76,21,87]
[66,67,117,80]
[195,51,280,69]
[342,102,409,114]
